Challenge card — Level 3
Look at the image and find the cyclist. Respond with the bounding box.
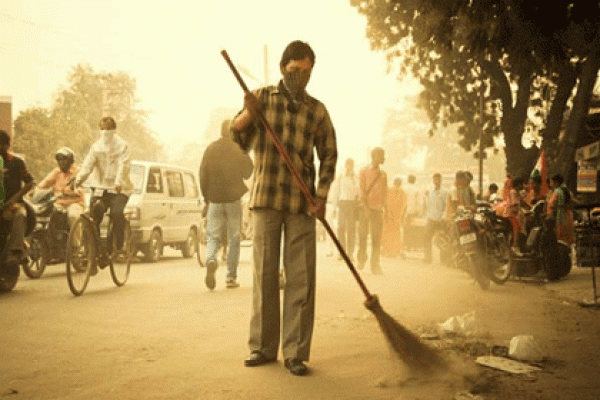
[73,117,132,270]
[36,147,84,228]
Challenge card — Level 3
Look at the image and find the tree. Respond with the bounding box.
[13,64,164,179]
[12,108,55,181]
[351,0,600,179]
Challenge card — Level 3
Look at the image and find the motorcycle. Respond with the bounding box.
[23,189,73,279]
[0,188,36,292]
[475,202,512,285]
[435,207,491,290]
[0,222,20,292]
[509,200,572,281]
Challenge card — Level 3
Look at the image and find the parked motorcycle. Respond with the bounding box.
[435,207,491,290]
[23,189,72,279]
[475,202,512,284]
[509,200,572,281]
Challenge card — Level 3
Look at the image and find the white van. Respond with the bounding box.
[126,161,204,262]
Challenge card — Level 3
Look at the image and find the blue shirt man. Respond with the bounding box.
[423,173,448,264]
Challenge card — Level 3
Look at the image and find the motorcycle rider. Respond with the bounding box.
[36,147,84,228]
[0,129,35,265]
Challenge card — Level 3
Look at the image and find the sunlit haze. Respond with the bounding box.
[1,0,423,168]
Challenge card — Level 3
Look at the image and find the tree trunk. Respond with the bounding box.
[484,60,538,177]
[553,29,600,182]
[542,62,579,165]
[503,116,539,178]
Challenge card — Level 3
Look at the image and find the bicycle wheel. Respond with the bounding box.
[109,219,131,287]
[23,231,48,279]
[66,217,96,296]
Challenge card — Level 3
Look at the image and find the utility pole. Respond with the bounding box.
[479,85,484,199]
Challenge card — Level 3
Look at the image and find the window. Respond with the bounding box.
[183,173,199,198]
[130,164,146,194]
[146,167,163,193]
[166,171,184,197]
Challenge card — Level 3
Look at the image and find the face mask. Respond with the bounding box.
[283,70,310,99]
[100,129,115,144]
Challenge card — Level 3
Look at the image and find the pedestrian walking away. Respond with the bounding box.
[331,157,359,261]
[401,174,424,255]
[199,119,253,290]
[381,177,406,258]
[231,40,337,376]
[357,147,387,274]
[422,173,447,264]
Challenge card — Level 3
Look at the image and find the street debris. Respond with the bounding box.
[508,335,545,362]
[438,311,477,336]
[453,391,484,400]
[578,298,600,308]
[475,355,542,374]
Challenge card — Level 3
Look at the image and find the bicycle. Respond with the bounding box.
[66,186,133,296]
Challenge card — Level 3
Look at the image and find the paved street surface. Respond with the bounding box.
[2,241,600,399]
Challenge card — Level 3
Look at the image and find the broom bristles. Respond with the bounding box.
[365,295,446,372]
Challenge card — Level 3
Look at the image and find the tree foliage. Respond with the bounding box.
[351,0,600,179]
[13,64,164,180]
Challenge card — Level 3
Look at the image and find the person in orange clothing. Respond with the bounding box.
[357,147,387,273]
[36,147,84,228]
[381,177,406,257]
[525,171,547,207]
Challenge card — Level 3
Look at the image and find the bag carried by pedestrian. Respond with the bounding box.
[360,171,382,218]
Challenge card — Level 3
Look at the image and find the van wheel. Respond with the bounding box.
[143,230,163,262]
[181,229,197,258]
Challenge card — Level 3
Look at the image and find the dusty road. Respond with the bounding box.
[2,243,600,399]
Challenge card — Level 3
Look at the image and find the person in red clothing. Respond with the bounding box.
[357,147,387,274]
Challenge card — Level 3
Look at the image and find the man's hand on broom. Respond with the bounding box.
[309,197,326,221]
[244,92,261,117]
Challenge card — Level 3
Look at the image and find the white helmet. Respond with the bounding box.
[55,147,75,164]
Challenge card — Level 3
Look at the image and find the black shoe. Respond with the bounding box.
[284,358,308,376]
[244,351,275,367]
[205,259,217,290]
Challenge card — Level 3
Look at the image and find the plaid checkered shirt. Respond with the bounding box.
[232,83,338,214]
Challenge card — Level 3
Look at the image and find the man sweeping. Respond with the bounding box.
[231,40,337,376]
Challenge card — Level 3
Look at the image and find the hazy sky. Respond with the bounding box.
[1,0,420,165]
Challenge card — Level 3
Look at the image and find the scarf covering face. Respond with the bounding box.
[100,129,116,146]
[283,70,310,99]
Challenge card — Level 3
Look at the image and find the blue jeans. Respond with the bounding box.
[206,200,242,279]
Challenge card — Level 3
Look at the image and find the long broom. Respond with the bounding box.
[221,50,445,372]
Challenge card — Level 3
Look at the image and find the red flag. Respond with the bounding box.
[533,150,549,197]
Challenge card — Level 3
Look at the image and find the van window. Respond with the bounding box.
[146,167,163,193]
[183,172,199,198]
[129,164,145,194]
[166,171,185,197]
